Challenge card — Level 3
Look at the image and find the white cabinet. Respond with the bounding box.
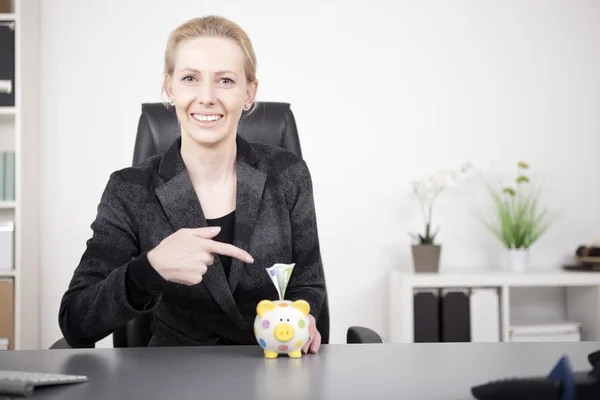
[389,270,600,343]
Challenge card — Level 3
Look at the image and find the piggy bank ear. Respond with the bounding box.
[291,300,310,316]
[256,300,277,318]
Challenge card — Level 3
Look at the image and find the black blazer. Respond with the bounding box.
[58,135,326,347]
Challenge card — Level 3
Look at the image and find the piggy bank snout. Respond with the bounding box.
[273,323,295,342]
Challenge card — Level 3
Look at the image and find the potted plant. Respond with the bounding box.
[409,163,471,273]
[479,161,560,272]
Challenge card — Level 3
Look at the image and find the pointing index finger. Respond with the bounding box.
[205,241,254,264]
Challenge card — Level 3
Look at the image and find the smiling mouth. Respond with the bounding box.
[191,113,223,122]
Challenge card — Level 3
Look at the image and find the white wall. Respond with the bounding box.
[39,0,600,348]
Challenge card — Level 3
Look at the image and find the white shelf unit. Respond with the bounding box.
[0,0,40,350]
[389,270,600,343]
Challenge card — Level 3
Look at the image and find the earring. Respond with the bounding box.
[244,103,251,110]
[168,99,175,106]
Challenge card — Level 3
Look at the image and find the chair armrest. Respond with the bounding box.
[346,326,385,344]
[49,338,72,349]
[49,337,95,349]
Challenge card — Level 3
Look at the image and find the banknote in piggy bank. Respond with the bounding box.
[254,299,311,359]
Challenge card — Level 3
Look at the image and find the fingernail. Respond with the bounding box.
[210,227,221,233]
[247,256,254,263]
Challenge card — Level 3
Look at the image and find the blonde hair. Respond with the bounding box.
[163,15,257,87]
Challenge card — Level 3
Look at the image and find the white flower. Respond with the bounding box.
[412,163,471,206]
[410,163,472,243]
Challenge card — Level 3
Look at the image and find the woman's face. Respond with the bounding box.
[165,36,257,148]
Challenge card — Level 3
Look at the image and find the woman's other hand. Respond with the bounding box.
[302,314,321,354]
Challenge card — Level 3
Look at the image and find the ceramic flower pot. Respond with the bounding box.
[411,244,441,273]
[507,248,529,272]
[254,299,311,359]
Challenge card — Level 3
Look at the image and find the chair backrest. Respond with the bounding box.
[114,101,330,347]
[132,102,303,165]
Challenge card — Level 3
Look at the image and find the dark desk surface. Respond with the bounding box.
[0,342,598,399]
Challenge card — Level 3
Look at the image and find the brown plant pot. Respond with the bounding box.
[411,244,441,273]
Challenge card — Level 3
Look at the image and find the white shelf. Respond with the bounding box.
[0,107,15,116]
[0,201,15,209]
[0,14,15,21]
[392,269,600,288]
[389,269,600,344]
[0,270,14,278]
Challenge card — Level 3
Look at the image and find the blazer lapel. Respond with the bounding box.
[228,136,267,294]
[154,138,244,326]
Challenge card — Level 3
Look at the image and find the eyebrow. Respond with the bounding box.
[179,68,239,77]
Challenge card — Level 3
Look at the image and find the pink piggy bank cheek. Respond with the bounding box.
[261,320,270,329]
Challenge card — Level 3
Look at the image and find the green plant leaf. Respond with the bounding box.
[431,225,440,242]
[478,171,559,249]
[502,187,516,197]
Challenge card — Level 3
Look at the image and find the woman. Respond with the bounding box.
[58,15,326,353]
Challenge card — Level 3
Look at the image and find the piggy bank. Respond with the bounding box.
[254,299,311,359]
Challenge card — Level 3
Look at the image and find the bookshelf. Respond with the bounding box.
[388,269,600,344]
[0,0,40,350]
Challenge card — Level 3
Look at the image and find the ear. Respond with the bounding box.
[245,79,259,106]
[256,300,276,318]
[291,300,310,316]
[163,74,174,101]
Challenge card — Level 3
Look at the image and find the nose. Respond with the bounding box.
[195,80,217,105]
[273,323,295,342]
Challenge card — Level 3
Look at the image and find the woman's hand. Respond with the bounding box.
[302,314,321,354]
[147,226,254,285]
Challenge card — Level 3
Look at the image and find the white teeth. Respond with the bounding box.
[192,114,222,122]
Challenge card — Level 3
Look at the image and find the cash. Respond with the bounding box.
[265,263,295,300]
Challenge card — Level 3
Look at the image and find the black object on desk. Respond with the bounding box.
[0,370,88,397]
[471,349,600,400]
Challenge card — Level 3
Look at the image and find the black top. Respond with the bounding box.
[125,210,236,309]
[206,210,236,277]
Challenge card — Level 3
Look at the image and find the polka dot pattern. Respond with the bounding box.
[278,345,288,351]
[259,338,266,348]
[295,340,303,348]
[262,320,270,329]
[298,319,305,329]
[278,303,288,307]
